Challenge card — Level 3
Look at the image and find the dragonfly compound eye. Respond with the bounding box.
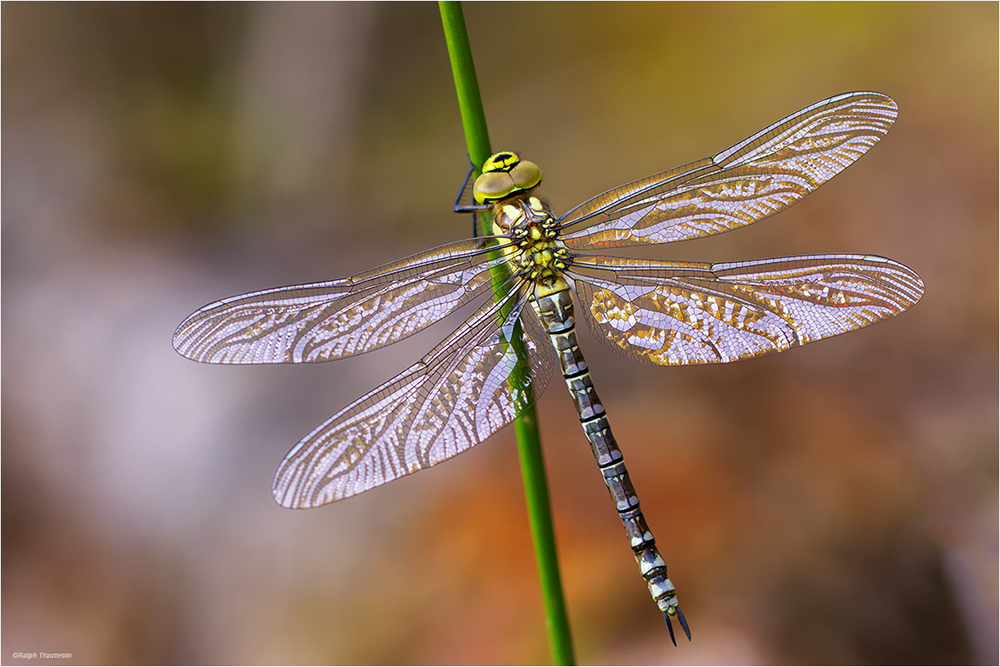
[510,160,543,190]
[474,171,516,204]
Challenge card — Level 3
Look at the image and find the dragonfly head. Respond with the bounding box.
[473,151,543,204]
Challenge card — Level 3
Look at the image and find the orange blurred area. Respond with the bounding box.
[3,3,996,664]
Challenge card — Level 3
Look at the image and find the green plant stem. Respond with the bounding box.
[438,3,575,665]
[438,1,492,178]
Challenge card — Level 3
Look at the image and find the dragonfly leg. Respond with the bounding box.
[452,155,488,238]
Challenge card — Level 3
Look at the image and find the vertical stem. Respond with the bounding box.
[438,3,575,665]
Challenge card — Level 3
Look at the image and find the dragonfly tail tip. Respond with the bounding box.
[677,607,692,641]
[663,613,677,646]
[663,608,691,645]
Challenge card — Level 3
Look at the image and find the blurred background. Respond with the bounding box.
[3,3,996,664]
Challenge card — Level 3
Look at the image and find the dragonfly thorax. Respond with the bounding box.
[492,195,570,284]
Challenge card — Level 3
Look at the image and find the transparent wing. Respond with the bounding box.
[568,254,923,365]
[172,238,512,364]
[557,92,898,249]
[272,280,558,508]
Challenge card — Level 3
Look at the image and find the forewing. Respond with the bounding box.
[271,281,558,508]
[569,254,923,365]
[172,238,508,364]
[558,92,898,249]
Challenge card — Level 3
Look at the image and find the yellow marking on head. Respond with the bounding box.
[482,151,520,173]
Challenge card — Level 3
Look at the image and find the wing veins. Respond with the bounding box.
[271,274,557,507]
[173,237,517,364]
[569,253,923,365]
[556,92,898,249]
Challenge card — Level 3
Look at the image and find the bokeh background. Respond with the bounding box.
[3,3,997,664]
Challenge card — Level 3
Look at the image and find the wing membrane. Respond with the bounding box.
[569,254,923,365]
[272,280,558,508]
[558,92,898,249]
[172,238,511,364]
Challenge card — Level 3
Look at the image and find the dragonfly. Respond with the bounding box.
[173,91,923,644]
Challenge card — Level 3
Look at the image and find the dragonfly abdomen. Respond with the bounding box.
[531,281,690,642]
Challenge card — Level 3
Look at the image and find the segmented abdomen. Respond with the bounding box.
[530,281,685,629]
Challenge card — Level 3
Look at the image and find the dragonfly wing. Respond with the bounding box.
[558,92,898,249]
[272,281,558,508]
[569,254,923,365]
[173,238,509,364]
